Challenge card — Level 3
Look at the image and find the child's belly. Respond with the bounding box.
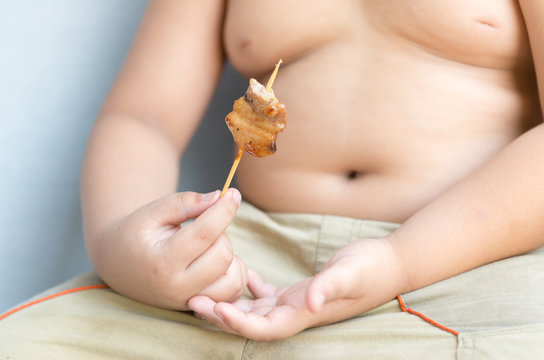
[226,0,540,222]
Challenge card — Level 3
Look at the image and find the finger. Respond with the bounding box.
[182,233,234,286]
[139,190,220,226]
[189,297,300,341]
[187,296,228,327]
[189,294,272,318]
[187,296,249,337]
[306,265,355,313]
[247,269,278,299]
[198,256,248,303]
[214,302,298,341]
[188,296,256,334]
[173,188,241,259]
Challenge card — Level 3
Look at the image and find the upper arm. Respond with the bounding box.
[100,0,226,150]
[519,0,544,115]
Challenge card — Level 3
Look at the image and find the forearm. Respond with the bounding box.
[80,0,225,246]
[389,123,544,293]
[81,115,181,252]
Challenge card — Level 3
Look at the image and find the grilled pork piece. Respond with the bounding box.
[225,78,287,157]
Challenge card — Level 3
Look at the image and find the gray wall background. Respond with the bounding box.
[0,0,245,312]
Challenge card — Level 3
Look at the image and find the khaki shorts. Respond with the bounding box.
[1,201,543,359]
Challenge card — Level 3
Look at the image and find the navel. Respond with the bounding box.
[346,170,360,180]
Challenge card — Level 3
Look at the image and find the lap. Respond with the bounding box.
[2,202,543,359]
[0,272,247,359]
[0,271,456,360]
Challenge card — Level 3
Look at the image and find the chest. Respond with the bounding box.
[223,0,532,76]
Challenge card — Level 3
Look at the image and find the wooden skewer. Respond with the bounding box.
[220,59,283,198]
[220,147,243,197]
[266,59,283,92]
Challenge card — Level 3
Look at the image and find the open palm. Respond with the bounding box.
[188,238,405,341]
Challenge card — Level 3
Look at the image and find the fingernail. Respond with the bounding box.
[231,189,241,205]
[201,190,219,202]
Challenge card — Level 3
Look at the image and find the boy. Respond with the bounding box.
[2,0,543,358]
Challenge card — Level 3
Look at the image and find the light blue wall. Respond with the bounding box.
[0,1,245,312]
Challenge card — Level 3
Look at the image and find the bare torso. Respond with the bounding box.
[223,0,540,222]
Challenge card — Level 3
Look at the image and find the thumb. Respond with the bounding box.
[140,190,221,226]
[306,263,355,313]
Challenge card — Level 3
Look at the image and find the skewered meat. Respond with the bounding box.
[225,78,287,157]
[220,60,286,197]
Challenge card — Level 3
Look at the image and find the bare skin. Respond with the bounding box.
[82,0,544,340]
[231,0,540,222]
